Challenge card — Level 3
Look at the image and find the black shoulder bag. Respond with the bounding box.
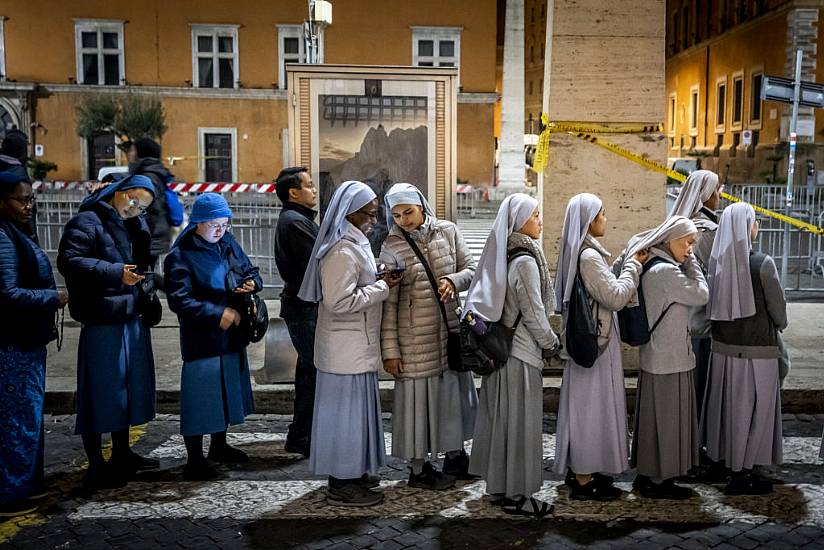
[400,229,467,372]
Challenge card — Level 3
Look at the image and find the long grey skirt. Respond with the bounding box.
[468,357,543,498]
[631,370,699,482]
[554,320,628,475]
[309,370,386,479]
[392,369,478,460]
[702,353,782,471]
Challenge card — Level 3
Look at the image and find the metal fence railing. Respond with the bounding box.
[35,189,284,293]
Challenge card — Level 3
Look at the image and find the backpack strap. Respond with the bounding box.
[642,256,674,336]
[505,247,538,331]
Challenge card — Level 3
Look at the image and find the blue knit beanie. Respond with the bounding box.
[190,193,232,223]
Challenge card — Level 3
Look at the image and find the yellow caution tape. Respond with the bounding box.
[565,130,824,236]
[549,121,663,134]
[533,113,551,173]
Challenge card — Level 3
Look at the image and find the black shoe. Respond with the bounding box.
[327,479,384,507]
[82,465,127,490]
[725,473,773,496]
[501,496,553,518]
[637,478,694,500]
[408,462,456,491]
[207,444,249,464]
[564,469,614,487]
[0,499,38,518]
[284,437,311,458]
[183,460,221,481]
[568,478,623,501]
[109,450,160,476]
[357,473,381,489]
[442,450,479,480]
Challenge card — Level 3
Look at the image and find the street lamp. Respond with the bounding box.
[305,0,332,64]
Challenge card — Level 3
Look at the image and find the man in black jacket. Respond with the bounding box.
[128,138,172,271]
[274,166,319,458]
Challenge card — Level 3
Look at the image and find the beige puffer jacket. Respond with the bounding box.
[380,218,476,380]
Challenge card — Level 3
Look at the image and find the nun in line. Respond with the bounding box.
[668,170,723,433]
[57,174,160,489]
[379,183,478,490]
[465,193,559,518]
[553,193,648,501]
[164,193,262,481]
[624,215,709,500]
[702,202,786,495]
[298,180,403,507]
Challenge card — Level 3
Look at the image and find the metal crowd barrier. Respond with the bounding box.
[35,188,284,292]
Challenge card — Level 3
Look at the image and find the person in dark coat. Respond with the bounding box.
[273,166,319,458]
[0,170,67,517]
[128,138,172,270]
[164,193,262,480]
[57,174,160,489]
[0,129,37,242]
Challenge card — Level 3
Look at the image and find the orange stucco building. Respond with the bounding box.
[0,1,498,185]
[666,0,824,183]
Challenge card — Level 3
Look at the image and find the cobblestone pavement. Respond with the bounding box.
[2,414,824,549]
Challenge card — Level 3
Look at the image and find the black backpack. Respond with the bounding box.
[616,256,673,346]
[565,254,599,368]
[458,248,533,376]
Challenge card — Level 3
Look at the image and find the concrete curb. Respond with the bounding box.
[43,386,824,416]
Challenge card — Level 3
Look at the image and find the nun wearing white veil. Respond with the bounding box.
[668,169,723,420]
[298,180,402,507]
[626,215,709,500]
[465,193,559,518]
[553,193,647,501]
[702,202,786,496]
[379,183,478,490]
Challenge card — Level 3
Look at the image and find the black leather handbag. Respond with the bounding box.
[239,291,268,344]
[137,273,163,328]
[565,255,599,368]
[400,230,467,372]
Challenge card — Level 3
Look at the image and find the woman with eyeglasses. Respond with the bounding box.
[0,171,67,517]
[164,193,262,480]
[57,174,160,489]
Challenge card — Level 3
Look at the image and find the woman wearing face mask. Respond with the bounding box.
[0,171,68,517]
[623,215,709,500]
[703,203,786,495]
[58,174,160,489]
[164,193,262,480]
[465,193,559,518]
[553,193,648,501]
[298,181,402,507]
[379,183,477,490]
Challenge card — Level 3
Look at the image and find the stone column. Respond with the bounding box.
[498,0,526,188]
[782,8,819,142]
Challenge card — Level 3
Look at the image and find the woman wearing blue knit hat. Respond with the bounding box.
[57,174,160,489]
[164,193,263,480]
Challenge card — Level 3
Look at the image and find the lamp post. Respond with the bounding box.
[305,0,333,64]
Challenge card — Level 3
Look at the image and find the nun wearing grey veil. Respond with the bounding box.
[669,169,723,424]
[553,193,645,501]
[702,202,786,496]
[626,215,709,500]
[465,193,559,518]
[298,180,401,507]
[379,183,478,489]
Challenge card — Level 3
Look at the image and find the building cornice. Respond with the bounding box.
[457,92,499,104]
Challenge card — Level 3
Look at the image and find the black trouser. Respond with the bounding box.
[283,306,318,444]
[692,337,712,427]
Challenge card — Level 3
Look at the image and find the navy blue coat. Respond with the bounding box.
[57,201,153,325]
[0,219,59,349]
[164,230,263,362]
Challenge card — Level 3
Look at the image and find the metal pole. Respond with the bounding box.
[782,49,802,287]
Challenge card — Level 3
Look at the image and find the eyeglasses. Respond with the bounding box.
[205,222,231,231]
[126,198,149,213]
[8,195,36,207]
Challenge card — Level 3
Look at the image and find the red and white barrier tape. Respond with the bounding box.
[32,181,279,193]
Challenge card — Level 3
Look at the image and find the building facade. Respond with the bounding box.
[0,1,498,186]
[666,0,824,183]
